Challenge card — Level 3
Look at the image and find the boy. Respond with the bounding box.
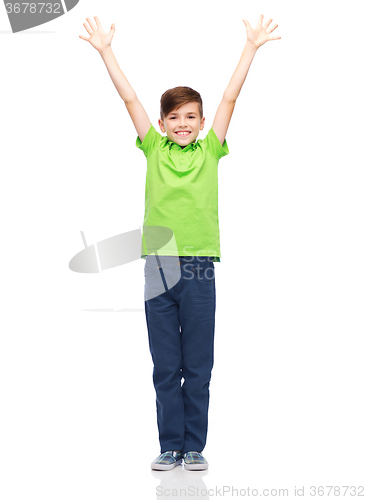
[80,14,280,470]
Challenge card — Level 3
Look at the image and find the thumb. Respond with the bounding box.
[109,23,116,34]
[242,19,250,30]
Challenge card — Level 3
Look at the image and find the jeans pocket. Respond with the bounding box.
[192,262,215,284]
[144,265,158,280]
[144,264,166,301]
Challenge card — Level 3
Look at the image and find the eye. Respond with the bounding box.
[189,116,195,119]
[170,117,176,119]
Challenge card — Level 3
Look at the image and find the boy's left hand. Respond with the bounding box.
[242,14,281,49]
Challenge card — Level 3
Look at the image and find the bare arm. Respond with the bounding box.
[80,16,151,142]
[99,45,151,141]
[212,14,281,146]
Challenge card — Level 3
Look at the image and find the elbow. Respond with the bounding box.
[223,91,237,104]
[124,92,138,105]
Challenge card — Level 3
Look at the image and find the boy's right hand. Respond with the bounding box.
[79,16,115,54]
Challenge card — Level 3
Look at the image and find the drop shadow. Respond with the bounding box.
[82,308,144,312]
[151,467,209,498]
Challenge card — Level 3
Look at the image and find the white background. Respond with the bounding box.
[1,0,365,498]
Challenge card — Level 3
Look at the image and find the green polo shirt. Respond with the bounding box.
[136,124,229,261]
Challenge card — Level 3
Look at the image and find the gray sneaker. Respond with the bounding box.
[151,450,183,470]
[183,451,209,470]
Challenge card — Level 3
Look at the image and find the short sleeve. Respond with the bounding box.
[136,124,161,158]
[203,127,229,160]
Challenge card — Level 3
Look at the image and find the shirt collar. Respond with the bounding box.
[166,135,198,152]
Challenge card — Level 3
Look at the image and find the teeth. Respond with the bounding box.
[176,132,190,135]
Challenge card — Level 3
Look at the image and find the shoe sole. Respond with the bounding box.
[184,462,209,471]
[151,458,182,471]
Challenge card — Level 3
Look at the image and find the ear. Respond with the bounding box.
[200,116,205,130]
[158,119,165,133]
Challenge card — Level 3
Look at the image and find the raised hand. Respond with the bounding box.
[242,14,281,49]
[79,16,116,53]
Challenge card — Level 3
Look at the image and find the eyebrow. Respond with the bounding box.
[169,111,198,115]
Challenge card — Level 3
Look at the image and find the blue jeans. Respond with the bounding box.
[144,255,216,454]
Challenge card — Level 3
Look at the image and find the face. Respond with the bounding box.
[158,102,205,146]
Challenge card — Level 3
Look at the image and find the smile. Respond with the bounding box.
[175,131,191,136]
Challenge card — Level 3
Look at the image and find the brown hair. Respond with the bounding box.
[160,86,203,121]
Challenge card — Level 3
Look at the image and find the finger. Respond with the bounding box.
[263,18,273,30]
[268,23,278,34]
[79,35,89,41]
[268,36,281,41]
[109,23,116,34]
[94,16,103,30]
[86,17,97,31]
[256,14,264,28]
[83,22,92,36]
[242,19,251,30]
